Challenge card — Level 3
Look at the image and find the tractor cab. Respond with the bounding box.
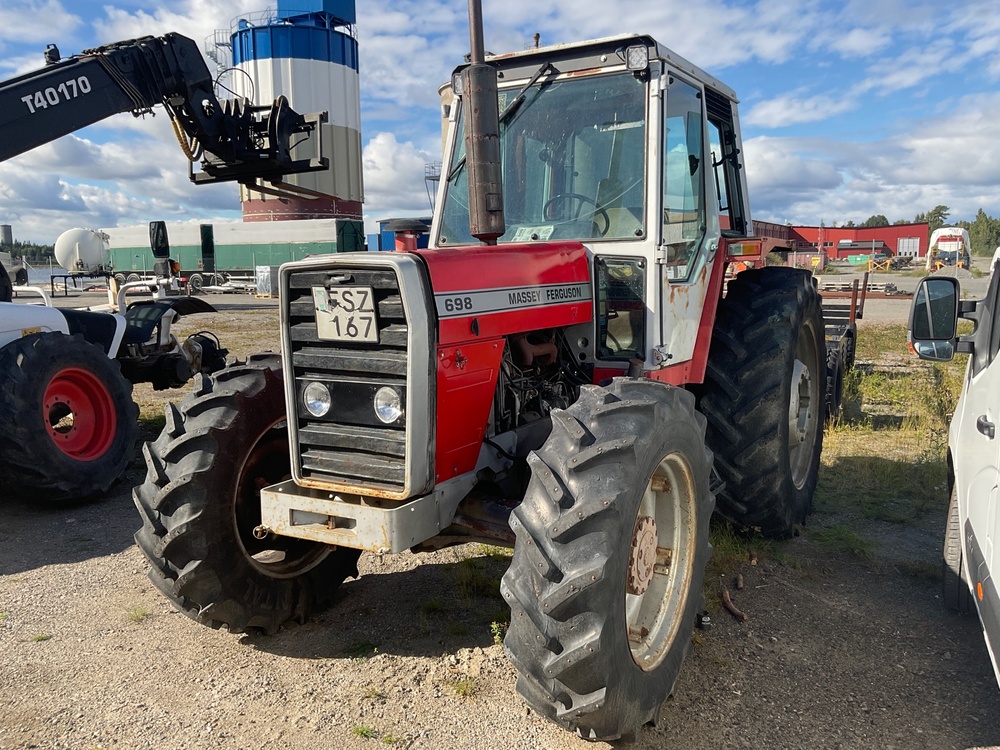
[434,35,756,379]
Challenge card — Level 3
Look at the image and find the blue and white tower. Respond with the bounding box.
[225,1,363,221]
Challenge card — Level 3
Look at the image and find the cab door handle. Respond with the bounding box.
[977,415,995,439]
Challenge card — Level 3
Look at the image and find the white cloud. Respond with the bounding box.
[361,132,437,220]
[744,91,858,128]
[0,1,81,46]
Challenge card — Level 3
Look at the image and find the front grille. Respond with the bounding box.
[284,264,411,493]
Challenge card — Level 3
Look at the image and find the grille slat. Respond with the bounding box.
[299,424,405,457]
[287,265,409,490]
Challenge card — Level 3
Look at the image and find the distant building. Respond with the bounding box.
[789,223,929,260]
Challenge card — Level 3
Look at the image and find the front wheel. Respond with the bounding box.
[943,484,973,614]
[501,380,714,741]
[133,354,361,634]
[0,333,139,502]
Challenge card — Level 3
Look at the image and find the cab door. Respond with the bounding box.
[953,270,1000,681]
[656,73,719,366]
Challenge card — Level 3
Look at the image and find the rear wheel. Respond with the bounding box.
[0,262,11,302]
[695,267,825,537]
[502,380,713,741]
[133,354,361,634]
[943,484,973,614]
[0,333,139,502]
[187,273,204,294]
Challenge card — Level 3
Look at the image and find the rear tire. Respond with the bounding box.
[187,273,204,294]
[695,267,825,538]
[133,354,361,634]
[943,484,973,615]
[502,380,713,741]
[0,333,139,502]
[0,262,11,302]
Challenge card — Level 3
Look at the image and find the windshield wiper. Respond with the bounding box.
[447,62,554,183]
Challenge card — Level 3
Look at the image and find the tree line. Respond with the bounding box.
[832,205,1000,256]
[1,240,55,264]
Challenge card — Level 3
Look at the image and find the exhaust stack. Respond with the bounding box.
[462,0,505,245]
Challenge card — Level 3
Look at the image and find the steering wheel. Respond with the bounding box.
[543,193,611,237]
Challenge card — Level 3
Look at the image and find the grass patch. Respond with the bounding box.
[352,725,377,739]
[33,633,51,642]
[811,524,876,560]
[449,676,481,699]
[126,605,151,624]
[452,557,500,600]
[341,640,380,660]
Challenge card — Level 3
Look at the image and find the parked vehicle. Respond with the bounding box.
[0,32,326,502]
[909,271,1000,686]
[135,13,828,742]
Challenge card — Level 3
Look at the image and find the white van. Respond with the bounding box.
[910,271,1000,686]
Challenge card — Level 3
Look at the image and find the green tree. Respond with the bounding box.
[967,208,1000,257]
[861,214,889,227]
[914,205,950,234]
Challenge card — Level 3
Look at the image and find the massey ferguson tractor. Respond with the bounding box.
[135,19,825,743]
[0,33,328,502]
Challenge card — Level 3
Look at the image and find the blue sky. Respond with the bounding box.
[1,0,999,243]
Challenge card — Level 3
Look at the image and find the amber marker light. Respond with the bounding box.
[978,582,984,601]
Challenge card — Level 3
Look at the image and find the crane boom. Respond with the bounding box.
[0,33,327,188]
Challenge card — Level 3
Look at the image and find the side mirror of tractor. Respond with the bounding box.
[149,220,170,259]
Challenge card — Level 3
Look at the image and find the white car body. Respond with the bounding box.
[911,271,1000,687]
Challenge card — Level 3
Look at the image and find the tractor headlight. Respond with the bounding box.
[373,386,403,424]
[303,381,332,417]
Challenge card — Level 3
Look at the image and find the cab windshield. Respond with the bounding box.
[438,72,646,246]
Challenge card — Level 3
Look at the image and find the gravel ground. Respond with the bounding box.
[2,280,999,749]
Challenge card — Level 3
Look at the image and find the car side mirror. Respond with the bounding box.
[909,276,959,361]
[149,220,170,259]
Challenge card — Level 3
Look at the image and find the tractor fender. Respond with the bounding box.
[121,297,218,348]
[0,301,71,351]
[125,296,218,318]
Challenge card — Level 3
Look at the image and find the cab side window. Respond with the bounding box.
[662,77,705,281]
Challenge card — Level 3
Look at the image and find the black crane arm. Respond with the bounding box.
[0,33,327,187]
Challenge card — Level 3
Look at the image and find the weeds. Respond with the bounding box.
[811,524,875,560]
[342,640,380,660]
[126,605,150,624]
[490,620,508,645]
[352,725,377,739]
[449,676,481,699]
[33,634,51,642]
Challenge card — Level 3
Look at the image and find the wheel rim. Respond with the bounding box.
[625,452,697,671]
[43,367,117,460]
[189,274,203,292]
[233,419,330,578]
[788,322,821,488]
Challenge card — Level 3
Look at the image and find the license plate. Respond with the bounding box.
[313,285,378,343]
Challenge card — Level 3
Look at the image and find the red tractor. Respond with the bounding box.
[135,29,824,742]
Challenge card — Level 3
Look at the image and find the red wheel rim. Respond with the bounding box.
[42,367,117,460]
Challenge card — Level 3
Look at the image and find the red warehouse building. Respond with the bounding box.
[789,223,929,260]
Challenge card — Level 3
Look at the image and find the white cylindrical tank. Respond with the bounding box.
[54,228,108,274]
[229,0,363,222]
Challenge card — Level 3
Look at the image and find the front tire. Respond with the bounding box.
[0,333,139,502]
[133,354,361,634]
[695,267,825,538]
[501,380,713,741]
[943,484,972,614]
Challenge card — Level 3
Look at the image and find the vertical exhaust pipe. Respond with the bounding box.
[463,0,505,245]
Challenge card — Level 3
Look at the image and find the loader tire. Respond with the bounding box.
[825,347,844,419]
[943,484,973,615]
[501,380,714,741]
[0,332,139,502]
[0,262,11,302]
[695,267,824,538]
[133,354,361,634]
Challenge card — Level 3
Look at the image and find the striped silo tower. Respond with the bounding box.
[228,1,363,221]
